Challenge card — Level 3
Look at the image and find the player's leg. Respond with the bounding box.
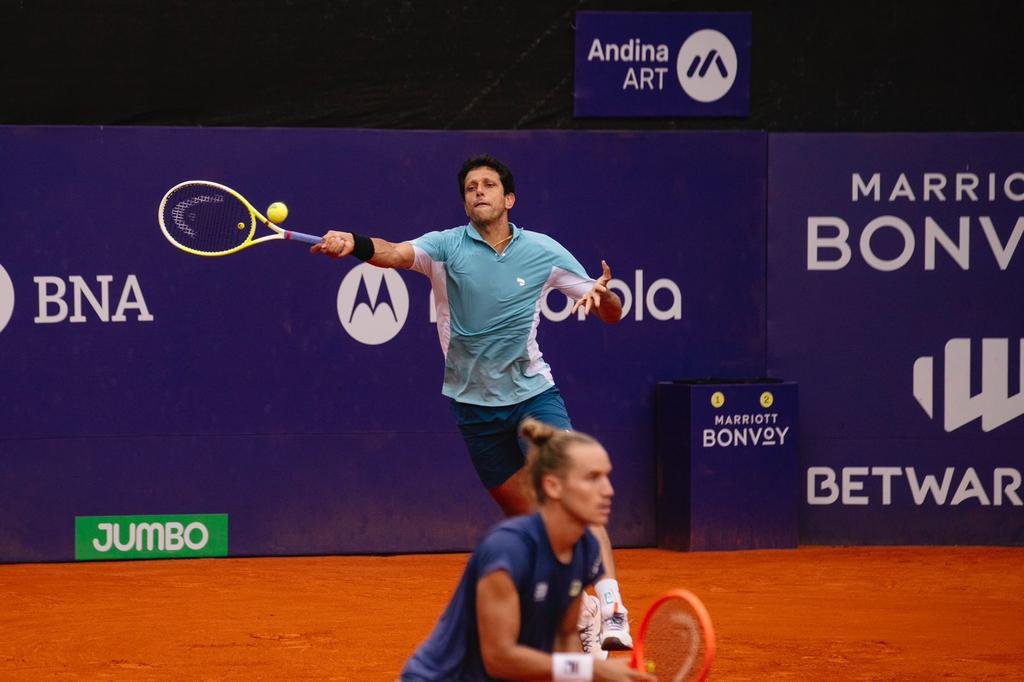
[487,466,533,516]
[576,592,607,659]
[518,386,633,652]
[450,400,534,516]
[589,525,632,650]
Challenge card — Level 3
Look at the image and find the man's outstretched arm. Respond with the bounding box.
[310,230,414,269]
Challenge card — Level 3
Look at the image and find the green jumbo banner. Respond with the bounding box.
[75,514,229,561]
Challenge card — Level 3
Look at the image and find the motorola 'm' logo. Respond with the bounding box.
[336,264,408,345]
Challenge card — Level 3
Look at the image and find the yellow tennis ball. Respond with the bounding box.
[267,202,288,224]
[645,660,656,674]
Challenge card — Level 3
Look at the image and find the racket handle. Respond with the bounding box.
[285,231,323,245]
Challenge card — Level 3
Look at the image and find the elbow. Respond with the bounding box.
[601,306,623,325]
[602,294,623,324]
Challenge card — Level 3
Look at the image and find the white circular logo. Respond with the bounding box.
[336,264,409,345]
[0,264,14,333]
[676,29,738,103]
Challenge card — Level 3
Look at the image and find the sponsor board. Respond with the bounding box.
[769,134,1024,544]
[0,270,152,331]
[1,125,765,560]
[574,12,751,117]
[75,514,228,561]
[657,382,799,551]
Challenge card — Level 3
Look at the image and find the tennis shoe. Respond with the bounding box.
[599,602,633,651]
[577,594,609,660]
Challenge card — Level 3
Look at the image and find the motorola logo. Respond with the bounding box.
[336,263,409,345]
[0,264,14,333]
[676,29,737,103]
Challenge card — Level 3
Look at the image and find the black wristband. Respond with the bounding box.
[351,233,375,262]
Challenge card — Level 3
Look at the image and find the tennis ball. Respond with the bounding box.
[267,202,289,224]
[645,660,656,673]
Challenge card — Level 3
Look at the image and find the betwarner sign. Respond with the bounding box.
[768,133,1024,545]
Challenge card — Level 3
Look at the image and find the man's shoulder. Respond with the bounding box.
[473,516,540,571]
[409,226,471,262]
[483,515,543,550]
[415,224,468,242]
[517,226,555,243]
[516,228,573,255]
[491,513,541,537]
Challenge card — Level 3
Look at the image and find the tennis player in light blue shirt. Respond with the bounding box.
[312,155,632,654]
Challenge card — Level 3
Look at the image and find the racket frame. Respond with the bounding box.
[630,588,716,681]
[158,180,321,257]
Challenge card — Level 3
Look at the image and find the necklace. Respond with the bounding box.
[489,232,513,253]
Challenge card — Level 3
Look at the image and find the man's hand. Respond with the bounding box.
[571,260,622,323]
[309,230,355,258]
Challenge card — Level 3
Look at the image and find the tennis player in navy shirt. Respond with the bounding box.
[399,419,653,681]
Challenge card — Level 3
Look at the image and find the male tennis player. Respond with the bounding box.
[312,155,630,653]
[399,419,653,681]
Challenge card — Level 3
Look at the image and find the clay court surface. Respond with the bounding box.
[1,546,1021,680]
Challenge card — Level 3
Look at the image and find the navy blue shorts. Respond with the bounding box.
[450,386,572,490]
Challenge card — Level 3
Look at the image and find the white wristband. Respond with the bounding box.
[552,653,593,681]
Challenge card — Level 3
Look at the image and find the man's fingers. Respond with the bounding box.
[573,289,606,316]
[314,231,356,258]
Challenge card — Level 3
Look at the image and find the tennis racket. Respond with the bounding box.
[158,180,322,257]
[630,589,716,681]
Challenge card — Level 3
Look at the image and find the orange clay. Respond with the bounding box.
[0,546,1021,679]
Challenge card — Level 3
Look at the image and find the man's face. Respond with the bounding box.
[553,443,615,527]
[463,166,515,225]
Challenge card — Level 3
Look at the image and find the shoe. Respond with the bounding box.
[599,602,633,651]
[577,594,609,659]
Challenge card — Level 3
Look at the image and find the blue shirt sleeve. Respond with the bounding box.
[541,233,590,279]
[411,229,453,262]
[474,527,533,589]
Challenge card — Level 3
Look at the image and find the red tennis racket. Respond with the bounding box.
[630,589,716,681]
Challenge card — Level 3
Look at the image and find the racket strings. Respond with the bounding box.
[643,599,707,681]
[161,185,254,254]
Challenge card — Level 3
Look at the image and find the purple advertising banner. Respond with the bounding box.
[0,126,766,562]
[768,134,1024,545]
[574,12,752,118]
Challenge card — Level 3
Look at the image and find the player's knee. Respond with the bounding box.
[489,477,535,516]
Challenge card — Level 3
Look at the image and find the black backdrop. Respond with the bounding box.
[2,1,1021,131]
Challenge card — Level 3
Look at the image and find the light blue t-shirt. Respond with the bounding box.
[410,223,595,407]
